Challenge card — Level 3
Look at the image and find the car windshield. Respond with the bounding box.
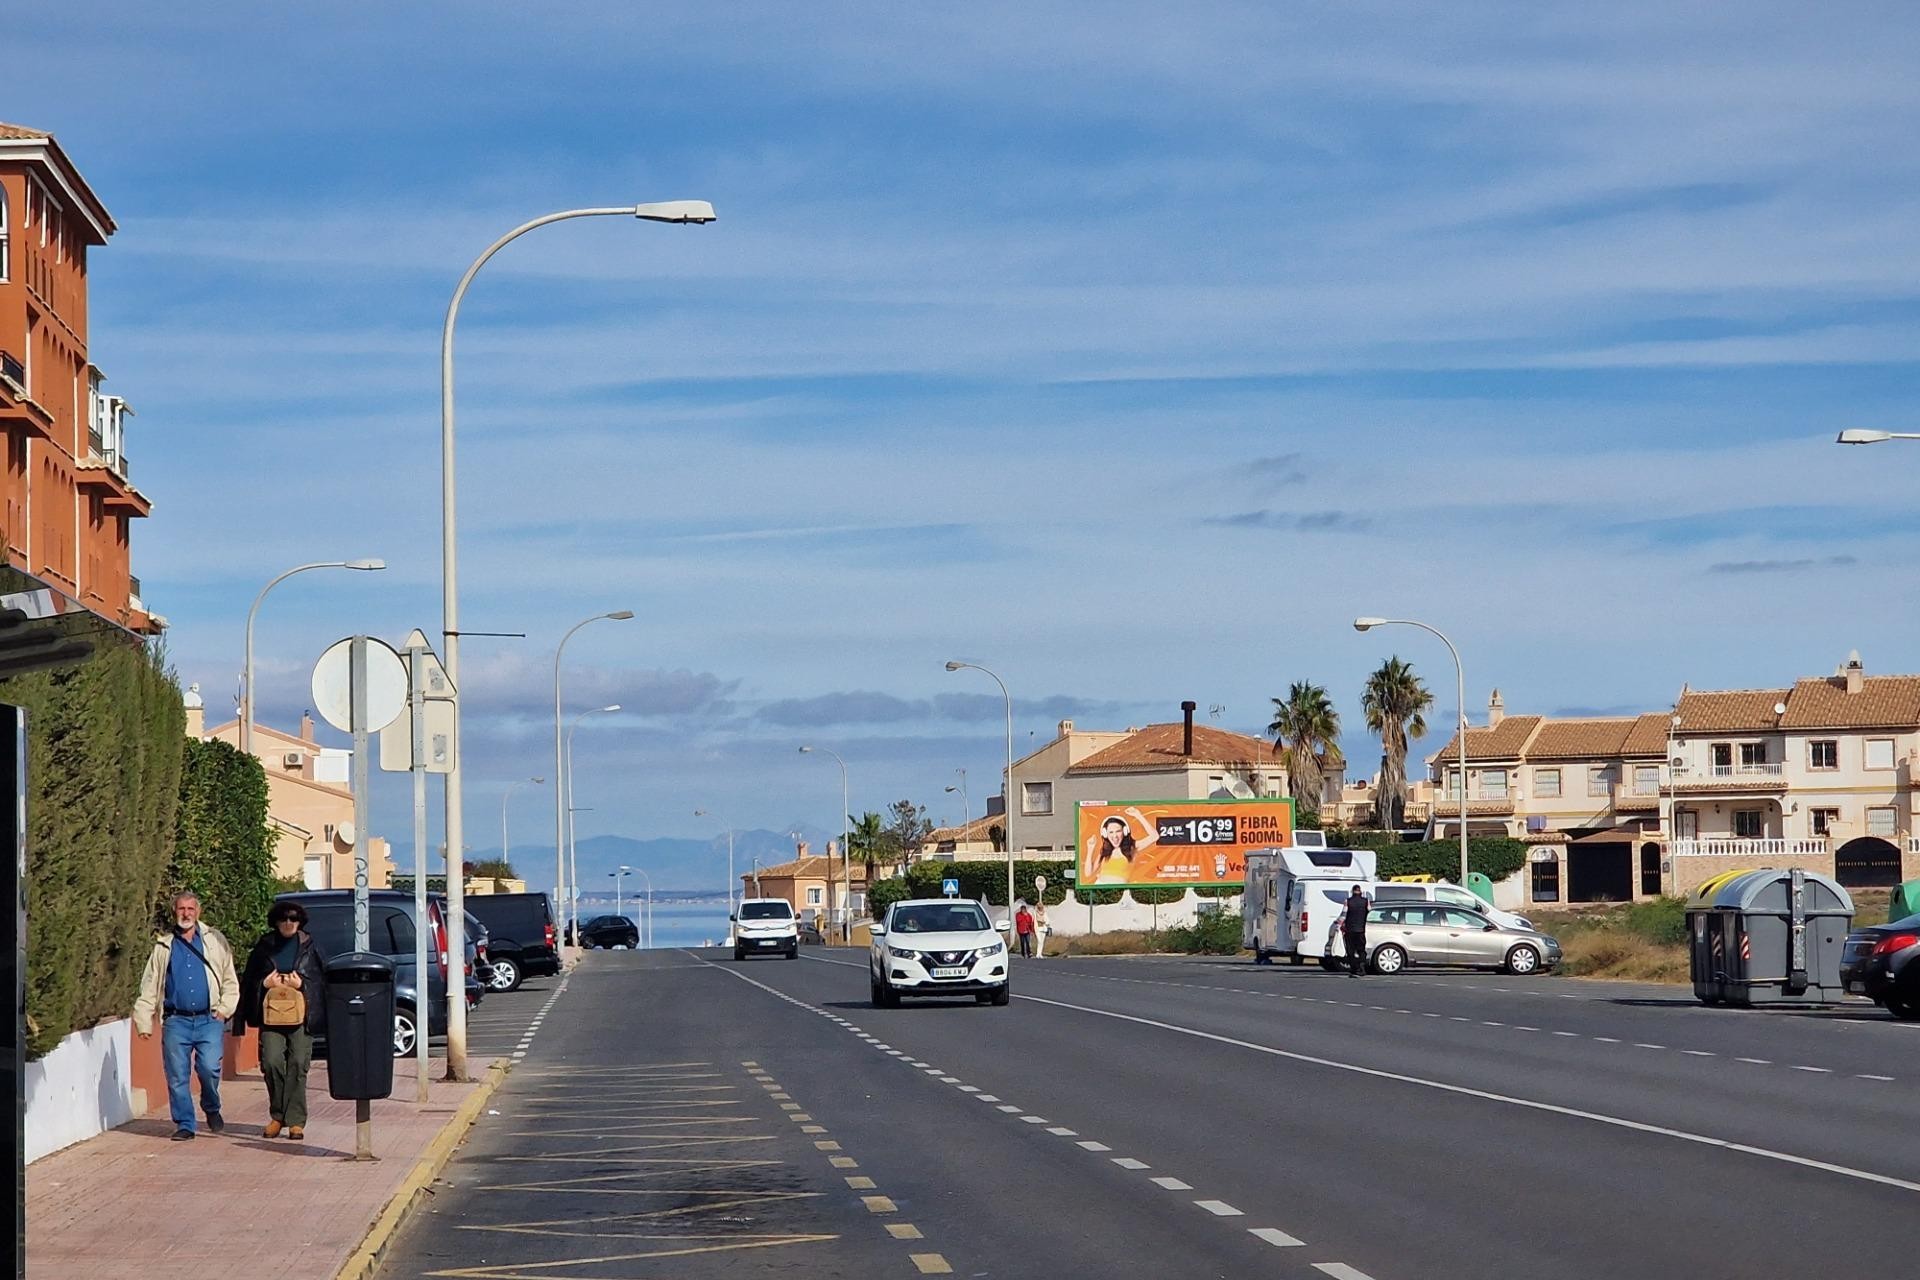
[891,904,989,934]
[740,903,792,920]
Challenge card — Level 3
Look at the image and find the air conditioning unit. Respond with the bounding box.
[283,751,305,768]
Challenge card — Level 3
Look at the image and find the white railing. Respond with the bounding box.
[1708,762,1784,778]
[1670,838,1828,858]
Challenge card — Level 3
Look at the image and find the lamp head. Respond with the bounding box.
[799,745,813,754]
[1836,429,1892,445]
[606,609,636,620]
[600,704,622,714]
[694,808,708,817]
[1353,616,1386,632]
[945,785,958,793]
[633,200,716,224]
[944,660,965,672]
[346,558,386,571]
[531,776,546,785]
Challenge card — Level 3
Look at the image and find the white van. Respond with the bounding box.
[1369,881,1533,932]
[1243,846,1379,965]
[732,898,800,960]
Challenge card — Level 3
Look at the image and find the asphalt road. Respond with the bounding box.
[376,948,1920,1280]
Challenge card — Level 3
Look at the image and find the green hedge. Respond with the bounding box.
[867,877,911,919]
[1159,911,1244,954]
[12,641,184,1058]
[903,859,1076,906]
[1326,830,1528,885]
[171,738,276,947]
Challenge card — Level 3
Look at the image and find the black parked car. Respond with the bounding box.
[275,889,486,1056]
[1841,912,1920,1019]
[571,914,640,949]
[467,892,561,992]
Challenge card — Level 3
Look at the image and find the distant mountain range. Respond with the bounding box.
[432,825,839,899]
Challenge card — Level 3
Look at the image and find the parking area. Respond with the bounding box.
[464,974,562,1061]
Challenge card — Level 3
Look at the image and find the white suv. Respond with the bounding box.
[733,898,800,960]
[870,898,1010,1007]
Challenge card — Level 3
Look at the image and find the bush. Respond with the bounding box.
[1371,837,1528,885]
[171,738,276,947]
[867,877,910,920]
[1624,896,1688,946]
[904,858,1073,905]
[1160,911,1244,955]
[1130,885,1186,905]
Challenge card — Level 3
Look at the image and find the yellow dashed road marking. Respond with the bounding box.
[830,1156,858,1168]
[887,1223,924,1240]
[911,1253,953,1274]
[862,1196,897,1213]
[814,1140,841,1151]
[845,1176,876,1189]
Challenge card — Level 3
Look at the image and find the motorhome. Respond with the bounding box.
[1242,846,1379,965]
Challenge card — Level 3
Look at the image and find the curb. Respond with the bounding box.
[334,1058,512,1280]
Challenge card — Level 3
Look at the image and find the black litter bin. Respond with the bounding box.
[325,952,395,1100]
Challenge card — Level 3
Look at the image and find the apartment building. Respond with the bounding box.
[1006,705,1288,853]
[0,123,155,634]
[184,688,393,891]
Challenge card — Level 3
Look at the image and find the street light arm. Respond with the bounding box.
[242,559,386,756]
[1355,617,1470,886]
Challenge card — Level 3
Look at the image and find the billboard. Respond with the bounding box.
[1074,797,1294,889]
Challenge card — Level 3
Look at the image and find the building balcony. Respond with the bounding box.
[75,457,151,516]
[1670,838,1828,859]
[1671,763,1787,795]
[1432,799,1516,818]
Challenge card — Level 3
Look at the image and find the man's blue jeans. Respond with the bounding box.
[161,1013,224,1131]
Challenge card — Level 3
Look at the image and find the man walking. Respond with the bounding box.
[133,892,240,1140]
[1341,883,1371,978]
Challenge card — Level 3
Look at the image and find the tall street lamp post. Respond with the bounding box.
[799,745,850,941]
[694,808,736,921]
[442,201,713,1081]
[552,611,633,951]
[1354,617,1470,887]
[243,559,385,755]
[946,767,969,824]
[566,704,621,947]
[946,661,1015,925]
[500,776,543,871]
[611,865,632,920]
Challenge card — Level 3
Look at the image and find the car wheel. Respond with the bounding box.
[1370,944,1407,976]
[734,948,746,961]
[1252,947,1267,966]
[1888,994,1920,1020]
[1290,954,1306,966]
[392,1007,418,1058]
[870,973,885,1007]
[487,956,522,992]
[990,983,1011,1007]
[786,948,799,960]
[1504,944,1541,976]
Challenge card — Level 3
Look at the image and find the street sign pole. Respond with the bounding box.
[348,636,374,1159]
[406,636,431,1102]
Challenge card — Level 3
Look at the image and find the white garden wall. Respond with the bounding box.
[25,1018,135,1163]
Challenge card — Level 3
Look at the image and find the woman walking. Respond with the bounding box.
[240,901,327,1140]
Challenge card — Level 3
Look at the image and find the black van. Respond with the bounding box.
[465,892,561,992]
[274,889,485,1056]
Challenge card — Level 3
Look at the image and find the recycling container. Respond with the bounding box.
[324,952,395,1100]
[1686,869,1853,1007]
[1889,879,1920,927]
[1465,871,1496,909]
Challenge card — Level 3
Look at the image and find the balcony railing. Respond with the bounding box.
[1670,838,1828,858]
[1709,762,1783,778]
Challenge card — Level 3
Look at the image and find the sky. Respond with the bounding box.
[13,3,1920,873]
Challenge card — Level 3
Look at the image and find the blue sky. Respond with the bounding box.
[14,4,1920,876]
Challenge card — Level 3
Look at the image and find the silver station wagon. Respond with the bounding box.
[1364,904,1562,976]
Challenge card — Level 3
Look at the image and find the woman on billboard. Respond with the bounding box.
[1085,807,1159,884]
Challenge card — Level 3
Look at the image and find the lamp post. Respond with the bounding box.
[552,611,633,949]
[500,776,544,873]
[946,768,969,824]
[443,202,712,1080]
[1353,617,1470,886]
[242,559,385,755]
[565,704,621,948]
[611,865,632,920]
[627,865,654,948]
[946,661,1015,924]
[799,745,850,941]
[694,808,736,920]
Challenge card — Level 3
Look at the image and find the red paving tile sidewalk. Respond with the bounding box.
[27,1056,499,1280]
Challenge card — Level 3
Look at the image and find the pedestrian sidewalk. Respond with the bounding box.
[27,1055,504,1280]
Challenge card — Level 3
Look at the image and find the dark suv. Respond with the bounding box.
[274,889,486,1056]
[570,914,640,949]
[466,892,561,992]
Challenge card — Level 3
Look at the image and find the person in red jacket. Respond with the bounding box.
[1014,903,1036,959]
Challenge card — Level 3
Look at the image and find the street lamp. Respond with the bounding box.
[946,767,969,824]
[566,704,621,948]
[552,610,634,951]
[441,202,713,1080]
[694,809,736,920]
[946,660,1015,925]
[799,745,850,941]
[1836,429,1920,444]
[1354,617,1470,887]
[500,776,544,872]
[626,864,655,948]
[611,864,632,919]
[242,559,385,755]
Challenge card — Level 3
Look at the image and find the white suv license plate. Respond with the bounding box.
[931,966,969,978]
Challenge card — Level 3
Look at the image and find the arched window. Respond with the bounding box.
[0,182,10,281]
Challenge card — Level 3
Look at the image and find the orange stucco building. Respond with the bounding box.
[0,121,155,633]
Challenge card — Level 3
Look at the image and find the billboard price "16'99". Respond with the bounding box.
[1075,797,1295,889]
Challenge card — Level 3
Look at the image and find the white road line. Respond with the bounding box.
[1736,1057,1772,1065]
[1313,1265,1378,1280]
[1859,1074,1896,1082]
[977,1095,1001,1103]
[1047,1126,1078,1136]
[996,1104,1022,1112]
[1790,1065,1832,1074]
[1634,1044,1666,1050]
[1014,992,1920,1196]
[1020,1116,1048,1124]
[1250,1227,1304,1247]
[1078,1140,1111,1152]
[1150,1176,1193,1190]
[1195,1200,1243,1216]
[1112,1157,1149,1169]
[1683,1050,1716,1057]
[1594,1037,1621,1043]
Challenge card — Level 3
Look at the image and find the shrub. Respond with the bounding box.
[171,738,276,946]
[867,876,910,920]
[1130,885,1186,905]
[904,858,1073,905]
[1624,895,1688,946]
[1160,911,1244,955]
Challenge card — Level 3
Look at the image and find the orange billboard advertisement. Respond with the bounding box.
[1074,798,1295,889]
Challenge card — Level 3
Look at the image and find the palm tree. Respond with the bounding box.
[1362,657,1433,830]
[1268,682,1341,819]
[844,811,889,873]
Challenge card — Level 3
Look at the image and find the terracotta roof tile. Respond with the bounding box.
[1676,689,1789,734]
[1428,716,1542,764]
[1064,723,1283,775]
[0,123,51,140]
[925,813,1002,844]
[1621,713,1673,756]
[1780,675,1920,730]
[1523,715,1669,761]
[740,854,870,884]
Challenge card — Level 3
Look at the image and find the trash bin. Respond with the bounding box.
[1464,871,1496,909]
[1686,868,1853,1007]
[325,952,395,1100]
[1890,879,1920,927]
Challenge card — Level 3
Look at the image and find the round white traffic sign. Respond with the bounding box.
[311,636,409,733]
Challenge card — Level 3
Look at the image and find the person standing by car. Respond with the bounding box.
[132,892,241,1140]
[1014,902,1036,958]
[1341,884,1371,977]
[240,901,327,1140]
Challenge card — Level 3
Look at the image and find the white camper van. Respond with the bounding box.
[1242,846,1379,965]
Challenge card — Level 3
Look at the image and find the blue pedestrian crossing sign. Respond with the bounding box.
[942,877,960,897]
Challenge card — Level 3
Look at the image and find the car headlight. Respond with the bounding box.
[887,946,919,961]
[978,940,1005,957]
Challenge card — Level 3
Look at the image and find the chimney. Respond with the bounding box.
[1181,700,1197,755]
[796,839,810,859]
[1059,719,1074,736]
[1845,650,1864,695]
[300,711,316,743]
[1487,689,1505,728]
[183,683,204,740]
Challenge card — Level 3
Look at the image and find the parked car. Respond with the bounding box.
[274,889,486,1056]
[1841,912,1920,1019]
[1368,880,1534,932]
[1364,904,1562,976]
[466,892,561,992]
[870,898,1010,1006]
[734,898,801,960]
[573,914,640,949]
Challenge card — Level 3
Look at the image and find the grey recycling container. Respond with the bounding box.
[1687,869,1853,1007]
[324,952,395,1100]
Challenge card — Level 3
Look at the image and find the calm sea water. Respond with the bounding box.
[599,902,733,950]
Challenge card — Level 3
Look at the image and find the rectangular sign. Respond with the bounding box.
[1075,798,1294,889]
